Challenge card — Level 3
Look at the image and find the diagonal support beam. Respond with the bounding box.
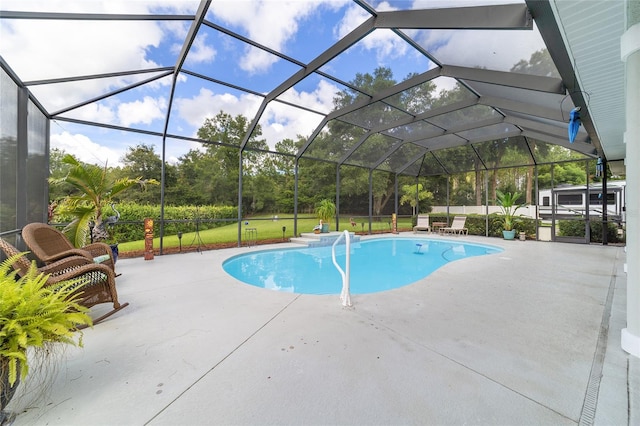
[374,4,532,30]
[364,116,504,170]
[441,64,565,93]
[522,130,596,156]
[296,117,330,159]
[174,0,210,74]
[478,95,565,122]
[240,16,376,150]
[396,150,432,177]
[412,117,506,152]
[337,98,479,164]
[50,70,173,116]
[23,67,174,86]
[505,114,589,144]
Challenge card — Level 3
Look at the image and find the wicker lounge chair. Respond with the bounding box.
[439,216,468,235]
[413,215,431,233]
[22,222,116,272]
[0,237,128,325]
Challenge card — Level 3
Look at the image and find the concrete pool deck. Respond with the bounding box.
[6,233,639,425]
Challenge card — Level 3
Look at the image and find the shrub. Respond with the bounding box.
[109,203,237,242]
[558,219,623,243]
[426,213,538,238]
[54,203,237,243]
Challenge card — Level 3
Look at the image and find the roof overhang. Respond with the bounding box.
[528,0,626,168]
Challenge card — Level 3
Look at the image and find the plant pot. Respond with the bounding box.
[110,244,119,264]
[321,223,330,233]
[502,229,517,240]
[1,357,19,422]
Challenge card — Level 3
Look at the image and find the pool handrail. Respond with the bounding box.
[331,230,352,307]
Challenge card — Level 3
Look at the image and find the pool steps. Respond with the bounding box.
[290,231,360,248]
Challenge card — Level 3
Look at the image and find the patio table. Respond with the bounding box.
[431,221,447,233]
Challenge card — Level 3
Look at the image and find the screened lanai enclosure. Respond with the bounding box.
[0,0,626,250]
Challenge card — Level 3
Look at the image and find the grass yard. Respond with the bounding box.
[118,215,413,254]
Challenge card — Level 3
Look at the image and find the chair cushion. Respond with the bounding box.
[93,254,111,264]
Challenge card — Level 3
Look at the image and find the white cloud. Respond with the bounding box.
[259,80,338,146]
[424,29,543,72]
[118,96,167,127]
[184,32,217,64]
[375,1,398,12]
[259,102,324,148]
[62,102,117,124]
[364,28,410,61]
[334,3,406,61]
[0,0,186,118]
[1,0,199,15]
[175,88,261,128]
[407,0,545,71]
[240,46,279,75]
[278,79,339,114]
[336,0,537,69]
[208,0,331,73]
[1,20,163,82]
[174,78,336,149]
[51,131,122,166]
[52,94,167,129]
[334,3,371,39]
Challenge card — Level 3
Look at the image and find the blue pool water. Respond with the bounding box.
[223,238,503,295]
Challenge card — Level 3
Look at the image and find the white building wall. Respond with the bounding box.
[621,16,640,358]
[431,205,538,219]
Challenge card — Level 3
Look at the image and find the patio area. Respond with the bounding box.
[6,233,639,425]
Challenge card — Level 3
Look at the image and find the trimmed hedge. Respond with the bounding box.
[110,203,237,242]
[558,219,624,243]
[54,203,237,243]
[411,213,623,242]
[413,213,538,238]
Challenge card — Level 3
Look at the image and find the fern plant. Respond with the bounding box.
[0,254,93,387]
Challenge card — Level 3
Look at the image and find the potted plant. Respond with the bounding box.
[0,254,92,423]
[315,199,336,233]
[496,190,525,240]
[49,154,157,255]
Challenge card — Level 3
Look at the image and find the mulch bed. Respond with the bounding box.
[118,238,288,259]
[119,229,413,259]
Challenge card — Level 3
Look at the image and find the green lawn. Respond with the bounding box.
[118,215,413,253]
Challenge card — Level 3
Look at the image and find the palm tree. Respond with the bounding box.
[315,199,336,233]
[496,190,525,231]
[50,154,157,247]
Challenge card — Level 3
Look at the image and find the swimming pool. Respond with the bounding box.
[223,237,503,295]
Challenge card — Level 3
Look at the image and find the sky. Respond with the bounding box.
[0,0,547,167]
